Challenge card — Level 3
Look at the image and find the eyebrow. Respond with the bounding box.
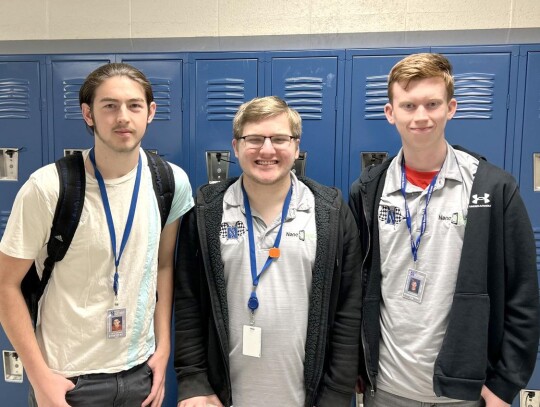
[243,132,292,137]
[97,97,146,103]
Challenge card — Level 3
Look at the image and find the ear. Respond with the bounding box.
[147,101,157,124]
[232,138,239,158]
[81,103,94,127]
[447,98,457,120]
[384,103,395,125]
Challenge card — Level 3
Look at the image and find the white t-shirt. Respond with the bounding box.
[0,148,194,376]
[220,174,317,407]
[377,143,478,403]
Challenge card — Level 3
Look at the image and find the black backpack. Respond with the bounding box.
[21,150,175,326]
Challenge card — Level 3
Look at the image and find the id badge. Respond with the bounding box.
[402,268,427,303]
[107,308,126,339]
[242,325,262,358]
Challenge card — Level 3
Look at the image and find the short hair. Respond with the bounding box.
[232,96,302,139]
[79,62,154,108]
[387,53,454,103]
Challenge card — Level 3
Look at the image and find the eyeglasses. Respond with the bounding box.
[238,135,298,150]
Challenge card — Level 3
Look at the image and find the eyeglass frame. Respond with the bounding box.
[237,135,299,150]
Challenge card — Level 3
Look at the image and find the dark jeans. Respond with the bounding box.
[28,362,152,407]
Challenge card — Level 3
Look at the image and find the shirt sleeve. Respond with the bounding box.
[0,168,57,260]
[165,163,194,225]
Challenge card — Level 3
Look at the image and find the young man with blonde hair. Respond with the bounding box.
[349,53,539,407]
[174,96,362,407]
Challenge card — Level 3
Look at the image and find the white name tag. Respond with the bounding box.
[242,325,262,358]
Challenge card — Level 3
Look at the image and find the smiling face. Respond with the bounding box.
[385,77,457,155]
[233,113,300,190]
[81,75,156,155]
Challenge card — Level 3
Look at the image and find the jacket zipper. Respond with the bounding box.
[360,187,375,394]
[308,210,340,406]
[197,207,233,406]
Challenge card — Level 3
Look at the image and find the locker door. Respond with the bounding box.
[518,50,540,407]
[117,55,186,407]
[190,55,261,188]
[0,57,45,406]
[345,50,429,197]
[269,53,343,187]
[518,50,540,235]
[49,56,115,160]
[118,56,184,166]
[434,48,516,169]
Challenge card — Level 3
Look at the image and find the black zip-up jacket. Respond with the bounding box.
[348,147,539,404]
[174,177,362,407]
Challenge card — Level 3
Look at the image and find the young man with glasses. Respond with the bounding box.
[174,96,362,407]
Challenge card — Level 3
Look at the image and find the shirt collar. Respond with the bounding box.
[222,172,313,223]
[385,142,464,194]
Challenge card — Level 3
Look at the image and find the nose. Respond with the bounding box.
[116,105,130,123]
[259,137,276,153]
[413,105,428,121]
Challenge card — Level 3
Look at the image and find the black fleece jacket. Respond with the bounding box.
[349,147,539,404]
[174,176,363,407]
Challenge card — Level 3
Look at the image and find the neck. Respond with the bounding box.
[242,175,292,225]
[87,145,140,179]
[402,142,447,172]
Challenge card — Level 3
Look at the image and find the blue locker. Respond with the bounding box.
[344,48,429,197]
[516,48,540,407]
[189,54,262,188]
[268,52,344,187]
[0,56,46,407]
[433,46,519,170]
[116,55,186,407]
[518,50,540,252]
[48,55,115,160]
[118,55,186,166]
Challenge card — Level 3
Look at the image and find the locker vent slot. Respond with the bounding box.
[283,77,323,120]
[206,78,245,121]
[364,75,388,120]
[148,78,171,121]
[0,79,31,119]
[63,78,172,121]
[0,210,10,240]
[453,73,494,119]
[363,73,495,120]
[535,227,540,274]
[63,79,84,120]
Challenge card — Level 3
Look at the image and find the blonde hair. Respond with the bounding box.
[233,96,302,139]
[387,53,454,102]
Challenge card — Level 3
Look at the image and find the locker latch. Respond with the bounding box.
[0,148,21,181]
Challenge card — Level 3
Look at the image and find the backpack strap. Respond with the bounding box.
[144,150,175,230]
[40,153,86,295]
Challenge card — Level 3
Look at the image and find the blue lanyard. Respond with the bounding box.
[241,183,293,314]
[89,149,142,301]
[400,159,440,263]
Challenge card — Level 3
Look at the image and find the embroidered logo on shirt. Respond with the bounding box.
[220,221,246,239]
[286,230,305,241]
[378,205,403,225]
[469,193,491,208]
[438,211,467,226]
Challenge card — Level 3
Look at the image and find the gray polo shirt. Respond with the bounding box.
[221,173,317,407]
[377,143,479,403]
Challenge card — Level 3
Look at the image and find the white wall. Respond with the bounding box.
[1,0,539,41]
